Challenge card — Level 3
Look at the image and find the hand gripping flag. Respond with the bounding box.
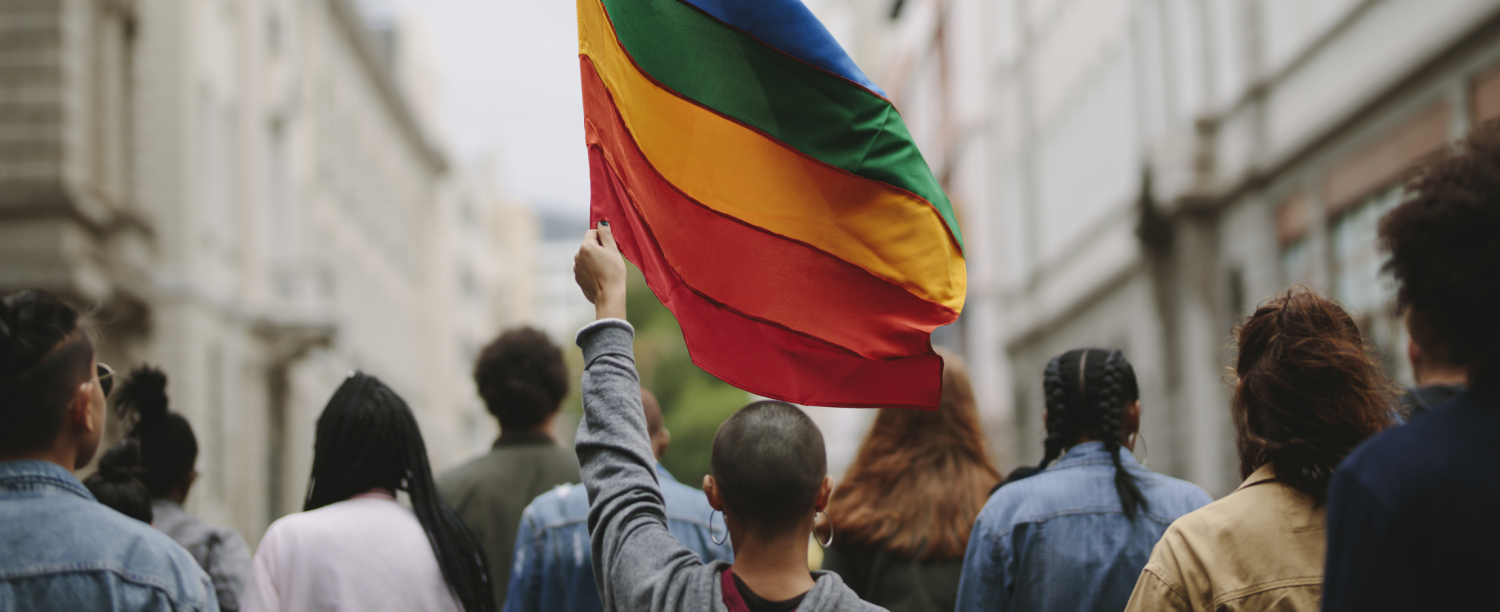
[578,0,966,409]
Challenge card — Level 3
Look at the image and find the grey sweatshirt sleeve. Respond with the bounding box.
[574,319,719,612]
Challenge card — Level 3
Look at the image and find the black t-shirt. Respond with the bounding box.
[731,572,806,612]
[1323,390,1500,611]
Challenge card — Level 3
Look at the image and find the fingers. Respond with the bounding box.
[582,228,599,249]
[597,221,617,251]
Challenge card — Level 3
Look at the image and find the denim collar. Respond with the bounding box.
[655,462,678,484]
[1050,440,1143,470]
[0,459,94,501]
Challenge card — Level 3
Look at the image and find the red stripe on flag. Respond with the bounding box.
[580,55,954,360]
[587,144,942,409]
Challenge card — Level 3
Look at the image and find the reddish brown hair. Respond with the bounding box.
[825,350,1002,560]
[1231,289,1396,505]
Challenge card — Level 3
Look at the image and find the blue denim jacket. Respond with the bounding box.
[502,463,734,612]
[0,460,218,611]
[955,442,1211,612]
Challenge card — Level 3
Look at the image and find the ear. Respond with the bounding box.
[703,474,723,511]
[1124,400,1141,436]
[814,475,833,512]
[653,429,671,459]
[70,379,98,434]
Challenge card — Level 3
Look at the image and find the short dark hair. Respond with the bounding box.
[84,439,154,524]
[710,401,826,536]
[1233,289,1395,505]
[473,327,569,431]
[1381,121,1500,397]
[0,290,92,453]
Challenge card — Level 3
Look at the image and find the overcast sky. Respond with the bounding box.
[367,0,589,217]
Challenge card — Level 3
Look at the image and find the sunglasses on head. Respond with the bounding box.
[97,362,114,398]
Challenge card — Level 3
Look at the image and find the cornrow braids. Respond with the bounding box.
[1029,348,1148,518]
[1097,351,1148,519]
[305,373,496,612]
[1037,355,1070,470]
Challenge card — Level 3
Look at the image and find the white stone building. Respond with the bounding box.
[818,0,1500,495]
[0,0,534,543]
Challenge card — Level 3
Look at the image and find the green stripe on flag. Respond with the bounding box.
[599,0,964,250]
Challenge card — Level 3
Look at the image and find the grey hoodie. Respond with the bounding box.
[575,319,886,612]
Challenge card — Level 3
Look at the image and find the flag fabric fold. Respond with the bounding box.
[578,0,965,409]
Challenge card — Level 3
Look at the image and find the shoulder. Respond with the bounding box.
[1134,469,1214,515]
[522,483,591,528]
[976,467,1103,528]
[1338,395,1496,499]
[1154,479,1310,555]
[88,505,214,602]
[436,452,495,494]
[660,478,712,522]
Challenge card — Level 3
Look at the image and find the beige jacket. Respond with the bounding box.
[1124,464,1325,612]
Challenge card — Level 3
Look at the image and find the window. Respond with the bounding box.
[1330,187,1407,381]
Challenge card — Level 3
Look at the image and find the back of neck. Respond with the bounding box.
[730,532,816,602]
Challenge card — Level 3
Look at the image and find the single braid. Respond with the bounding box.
[1037,356,1070,470]
[1098,351,1148,519]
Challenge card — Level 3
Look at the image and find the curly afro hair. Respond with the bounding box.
[1381,120,1500,396]
[473,327,569,431]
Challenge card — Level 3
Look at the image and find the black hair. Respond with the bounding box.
[710,400,826,536]
[472,327,569,431]
[85,439,154,523]
[114,366,198,498]
[0,289,92,453]
[1381,120,1500,398]
[1037,348,1148,520]
[305,373,495,612]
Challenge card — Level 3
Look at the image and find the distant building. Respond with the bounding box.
[834,0,1500,495]
[0,0,535,543]
[535,208,596,346]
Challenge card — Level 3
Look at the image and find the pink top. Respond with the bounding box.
[243,491,461,612]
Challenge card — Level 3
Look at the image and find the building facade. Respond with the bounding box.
[837,0,1500,495]
[0,0,531,543]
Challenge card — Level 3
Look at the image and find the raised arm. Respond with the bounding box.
[572,222,713,612]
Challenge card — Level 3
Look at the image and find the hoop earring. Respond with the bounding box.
[709,509,728,546]
[1131,432,1149,468]
[814,510,834,548]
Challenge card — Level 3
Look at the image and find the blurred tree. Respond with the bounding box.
[623,264,748,488]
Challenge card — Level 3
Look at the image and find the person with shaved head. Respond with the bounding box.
[570,221,883,612]
[502,388,733,612]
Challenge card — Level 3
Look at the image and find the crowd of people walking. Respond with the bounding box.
[2,123,1498,611]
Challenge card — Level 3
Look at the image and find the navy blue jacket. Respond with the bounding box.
[1323,390,1500,611]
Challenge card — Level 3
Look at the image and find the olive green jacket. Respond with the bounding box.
[438,431,581,609]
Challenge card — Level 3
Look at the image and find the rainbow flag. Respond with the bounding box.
[578,0,966,410]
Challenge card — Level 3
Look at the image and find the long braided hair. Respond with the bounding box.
[1035,348,1148,519]
[304,373,495,612]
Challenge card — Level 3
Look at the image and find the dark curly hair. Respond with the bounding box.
[1381,120,1500,398]
[0,289,93,453]
[473,327,569,431]
[1232,289,1396,505]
